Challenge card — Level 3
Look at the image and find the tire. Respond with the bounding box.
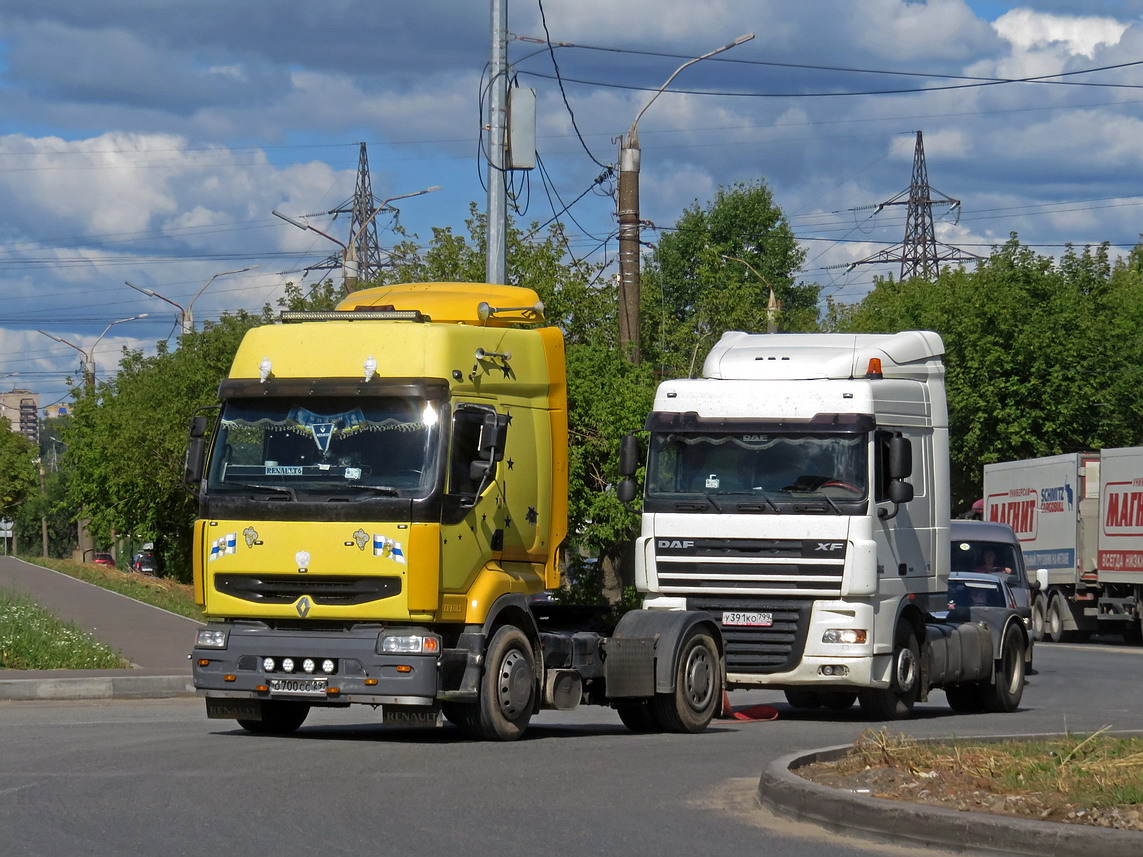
[783,690,822,709]
[858,624,920,720]
[615,701,662,733]
[982,624,1026,713]
[236,700,310,735]
[819,691,858,710]
[468,625,536,741]
[944,684,985,713]
[1030,596,1046,642]
[1045,595,1066,643]
[649,629,721,733]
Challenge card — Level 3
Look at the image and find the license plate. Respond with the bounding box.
[268,677,327,696]
[722,611,773,627]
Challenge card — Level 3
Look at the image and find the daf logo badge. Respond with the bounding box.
[657,539,695,549]
[296,596,312,618]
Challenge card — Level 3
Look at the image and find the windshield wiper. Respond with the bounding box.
[336,484,400,497]
[230,483,297,500]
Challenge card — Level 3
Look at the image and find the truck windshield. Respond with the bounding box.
[207,396,442,499]
[645,431,868,512]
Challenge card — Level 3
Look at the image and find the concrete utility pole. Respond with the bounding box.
[617,33,753,363]
[486,0,509,285]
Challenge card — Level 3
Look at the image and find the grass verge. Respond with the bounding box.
[15,556,204,622]
[0,589,127,669]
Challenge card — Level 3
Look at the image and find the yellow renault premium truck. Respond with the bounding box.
[187,282,723,740]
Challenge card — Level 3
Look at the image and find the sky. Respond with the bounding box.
[2,0,1143,412]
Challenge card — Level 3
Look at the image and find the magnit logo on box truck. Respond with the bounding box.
[987,487,1037,539]
[1099,477,1143,572]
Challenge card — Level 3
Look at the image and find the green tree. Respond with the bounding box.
[62,312,264,579]
[835,236,1143,508]
[0,418,37,525]
[641,179,817,377]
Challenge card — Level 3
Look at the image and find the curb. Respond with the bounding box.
[0,674,196,701]
[757,743,1143,857]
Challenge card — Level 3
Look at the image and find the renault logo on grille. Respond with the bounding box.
[296,596,312,618]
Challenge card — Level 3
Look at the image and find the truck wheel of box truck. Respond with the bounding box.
[1046,594,1081,644]
[857,624,920,720]
[236,700,311,735]
[464,625,536,741]
[648,628,721,733]
[1030,596,1046,642]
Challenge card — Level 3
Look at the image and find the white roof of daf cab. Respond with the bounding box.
[702,331,945,382]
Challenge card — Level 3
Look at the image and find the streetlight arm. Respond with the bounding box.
[273,210,346,249]
[124,281,185,314]
[629,33,754,138]
[350,185,442,249]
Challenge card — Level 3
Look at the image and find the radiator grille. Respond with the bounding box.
[654,537,846,596]
[214,574,401,605]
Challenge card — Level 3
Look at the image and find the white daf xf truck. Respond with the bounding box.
[618,331,1028,719]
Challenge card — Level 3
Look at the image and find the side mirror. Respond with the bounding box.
[888,435,912,479]
[888,480,914,505]
[184,437,206,488]
[479,413,509,462]
[619,434,641,477]
[617,479,637,504]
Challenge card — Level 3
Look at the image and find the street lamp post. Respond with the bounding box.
[617,33,754,364]
[38,314,149,391]
[722,254,780,334]
[273,186,440,295]
[126,266,257,336]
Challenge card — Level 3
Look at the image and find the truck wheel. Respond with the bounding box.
[470,625,535,741]
[236,700,310,735]
[783,690,822,709]
[1045,595,1064,643]
[982,624,1026,713]
[858,624,920,720]
[819,691,858,710]
[649,628,721,733]
[944,684,984,713]
[615,701,662,733]
[1030,596,1046,642]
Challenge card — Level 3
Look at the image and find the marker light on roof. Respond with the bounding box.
[866,358,883,379]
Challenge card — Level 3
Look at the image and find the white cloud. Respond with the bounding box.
[993,9,1128,58]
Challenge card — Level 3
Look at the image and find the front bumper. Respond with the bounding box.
[192,621,441,705]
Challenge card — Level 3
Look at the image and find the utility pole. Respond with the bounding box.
[617,33,754,363]
[485,0,508,285]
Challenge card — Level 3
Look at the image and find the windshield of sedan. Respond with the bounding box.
[207,396,442,498]
[644,431,868,513]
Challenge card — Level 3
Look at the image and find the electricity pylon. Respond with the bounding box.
[843,131,979,281]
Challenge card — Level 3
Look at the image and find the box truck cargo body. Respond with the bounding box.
[984,450,1143,643]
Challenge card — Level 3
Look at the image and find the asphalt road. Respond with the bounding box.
[3,641,1142,857]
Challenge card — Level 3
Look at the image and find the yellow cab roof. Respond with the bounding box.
[337,282,543,326]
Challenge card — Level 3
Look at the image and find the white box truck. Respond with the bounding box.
[618,331,1030,719]
[984,449,1143,644]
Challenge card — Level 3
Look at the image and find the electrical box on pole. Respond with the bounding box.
[508,87,536,170]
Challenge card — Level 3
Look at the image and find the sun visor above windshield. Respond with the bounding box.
[702,331,945,382]
[218,377,451,399]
